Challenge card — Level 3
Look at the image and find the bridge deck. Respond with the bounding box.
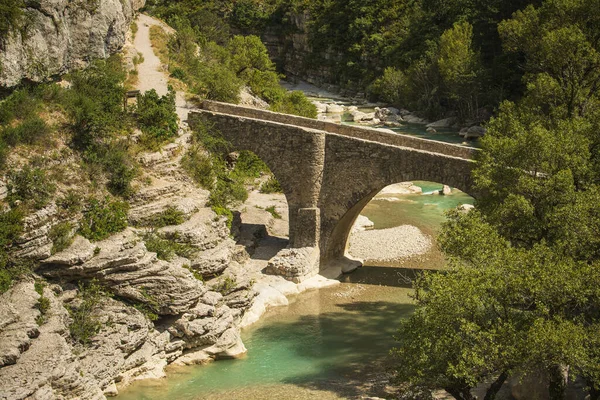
[197,100,476,160]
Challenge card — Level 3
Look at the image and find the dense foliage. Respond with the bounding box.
[67,280,106,345]
[79,197,129,242]
[143,0,551,120]
[136,87,179,150]
[392,1,600,398]
[145,1,317,118]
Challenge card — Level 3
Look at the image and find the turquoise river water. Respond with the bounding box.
[118,182,474,400]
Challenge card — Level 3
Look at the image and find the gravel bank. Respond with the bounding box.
[348,225,432,262]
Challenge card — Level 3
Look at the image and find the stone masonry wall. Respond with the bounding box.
[189,106,475,267]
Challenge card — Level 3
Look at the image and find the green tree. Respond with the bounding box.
[438,21,481,120]
[393,2,600,397]
[136,87,179,150]
[499,0,600,118]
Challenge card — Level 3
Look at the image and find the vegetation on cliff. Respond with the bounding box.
[144,1,316,118]
[0,55,181,294]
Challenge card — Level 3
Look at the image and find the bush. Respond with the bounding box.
[147,206,186,228]
[260,176,282,194]
[136,87,179,150]
[181,148,215,189]
[211,275,237,295]
[63,56,129,150]
[195,61,243,103]
[270,91,318,118]
[49,222,73,254]
[0,87,42,125]
[84,141,137,198]
[232,150,269,179]
[57,190,83,215]
[6,166,56,209]
[134,287,159,321]
[1,116,50,146]
[170,67,187,80]
[211,205,233,229]
[35,294,51,325]
[143,231,195,261]
[209,177,248,208]
[0,0,24,42]
[368,67,408,106]
[0,208,24,293]
[68,280,105,345]
[182,264,204,281]
[79,197,129,242]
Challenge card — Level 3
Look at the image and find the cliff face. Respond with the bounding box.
[262,11,360,97]
[0,0,145,88]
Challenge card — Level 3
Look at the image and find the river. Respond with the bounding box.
[118,182,474,400]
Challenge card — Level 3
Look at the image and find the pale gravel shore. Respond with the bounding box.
[348,225,432,262]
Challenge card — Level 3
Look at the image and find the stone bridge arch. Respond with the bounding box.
[318,134,477,264]
[190,113,326,247]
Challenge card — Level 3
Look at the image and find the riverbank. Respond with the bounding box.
[117,180,473,398]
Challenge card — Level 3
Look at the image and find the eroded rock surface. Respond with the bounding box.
[0,0,145,87]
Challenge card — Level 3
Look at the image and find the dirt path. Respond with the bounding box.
[133,14,190,122]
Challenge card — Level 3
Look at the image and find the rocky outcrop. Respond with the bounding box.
[266,247,320,283]
[0,0,145,87]
[39,230,206,315]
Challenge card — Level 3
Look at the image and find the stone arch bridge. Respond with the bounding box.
[189,101,477,281]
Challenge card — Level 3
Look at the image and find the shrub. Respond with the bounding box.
[6,166,55,209]
[84,141,137,198]
[181,148,215,189]
[136,87,179,151]
[130,21,138,39]
[0,208,24,293]
[79,197,129,242]
[211,205,233,229]
[63,56,128,150]
[35,294,51,325]
[49,222,73,254]
[134,287,159,321]
[68,280,105,345]
[260,176,282,194]
[170,67,187,80]
[143,231,195,261]
[182,264,204,281]
[57,190,83,215]
[0,139,7,167]
[211,275,237,295]
[194,61,243,103]
[1,116,50,146]
[0,0,24,43]
[0,87,42,125]
[147,206,186,228]
[270,91,318,118]
[209,177,248,208]
[232,150,269,179]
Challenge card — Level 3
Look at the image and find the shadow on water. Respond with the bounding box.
[244,300,415,398]
[341,265,434,288]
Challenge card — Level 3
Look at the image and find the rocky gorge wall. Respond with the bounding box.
[0,0,145,88]
[261,12,358,96]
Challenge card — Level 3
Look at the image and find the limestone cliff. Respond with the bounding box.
[0,0,145,88]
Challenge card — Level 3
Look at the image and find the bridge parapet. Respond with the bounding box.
[198,100,477,160]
